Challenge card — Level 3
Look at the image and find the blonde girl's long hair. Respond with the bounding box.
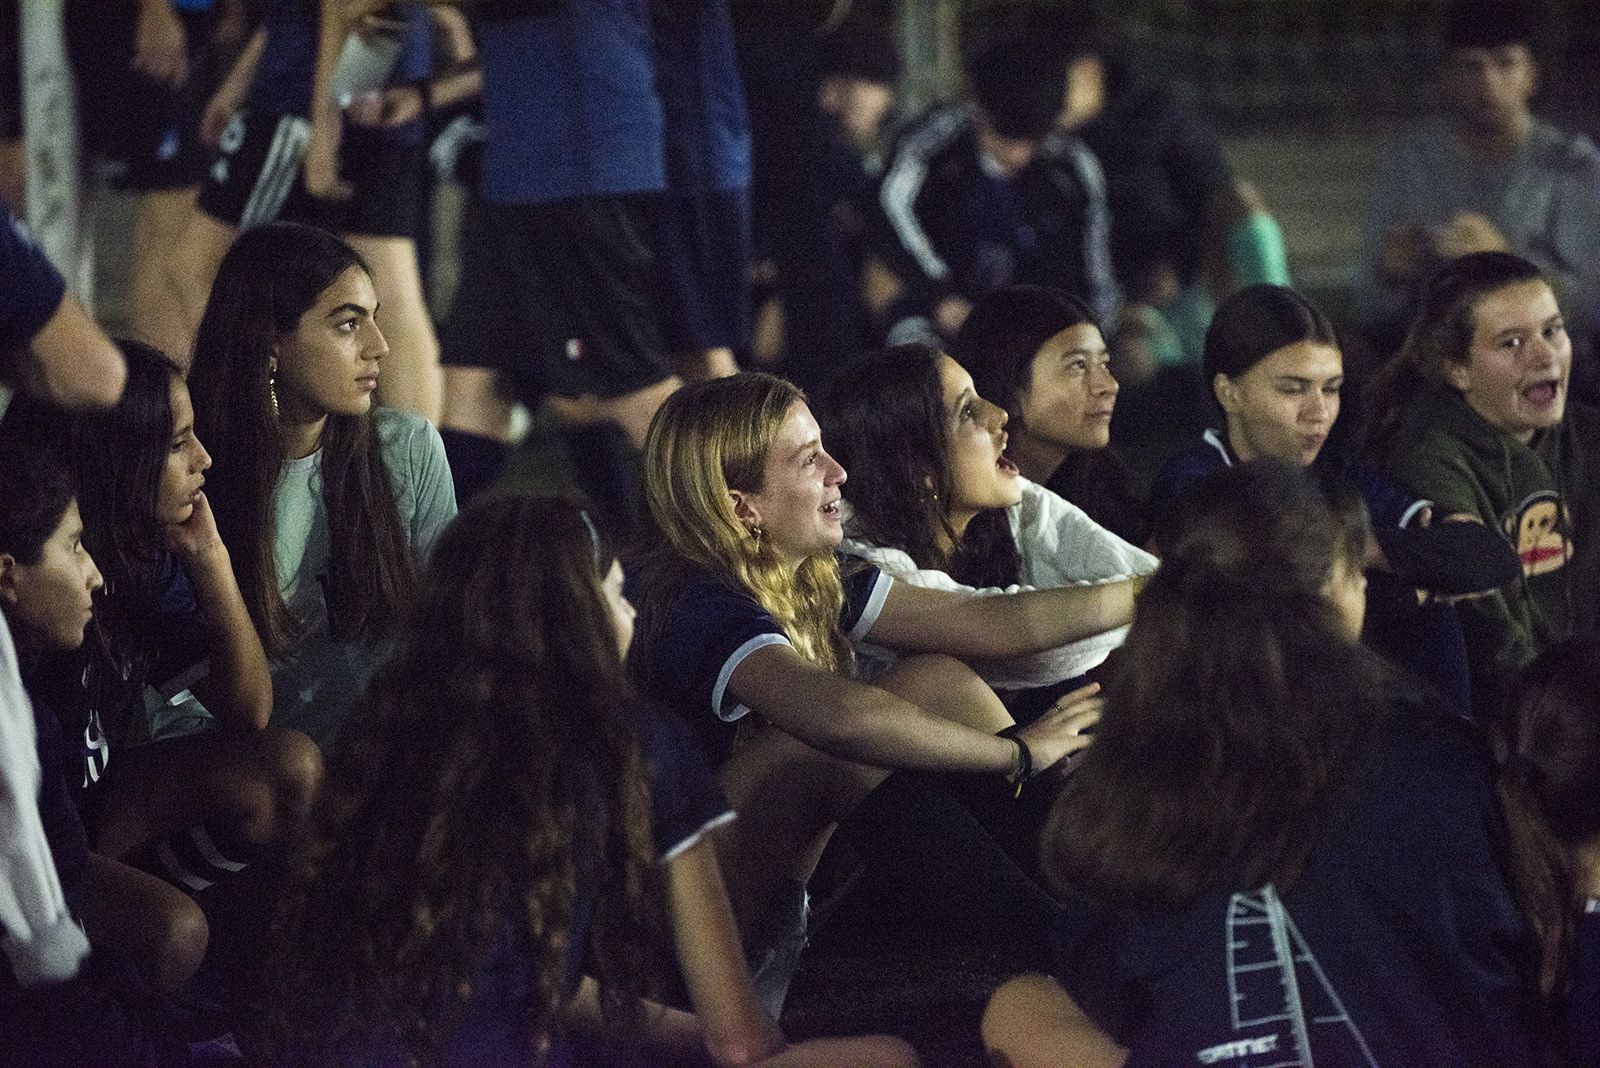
[640,373,849,674]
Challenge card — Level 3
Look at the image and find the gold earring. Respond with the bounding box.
[269,373,280,421]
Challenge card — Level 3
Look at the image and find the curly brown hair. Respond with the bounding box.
[260,495,662,1066]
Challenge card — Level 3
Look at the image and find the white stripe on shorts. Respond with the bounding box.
[240,115,312,228]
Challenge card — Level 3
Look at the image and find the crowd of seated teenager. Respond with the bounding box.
[3,1,1600,1065]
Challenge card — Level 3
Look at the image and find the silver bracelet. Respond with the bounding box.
[1584,897,1600,915]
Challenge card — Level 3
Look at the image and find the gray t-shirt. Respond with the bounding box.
[147,409,456,747]
[1355,117,1600,330]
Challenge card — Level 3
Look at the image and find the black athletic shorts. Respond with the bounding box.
[65,3,223,191]
[196,109,423,238]
[656,187,752,353]
[439,193,671,402]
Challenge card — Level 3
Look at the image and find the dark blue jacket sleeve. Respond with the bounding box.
[1,211,67,351]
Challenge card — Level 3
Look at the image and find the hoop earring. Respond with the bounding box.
[269,373,280,422]
[750,524,763,543]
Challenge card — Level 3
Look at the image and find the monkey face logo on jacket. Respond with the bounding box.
[1502,491,1571,578]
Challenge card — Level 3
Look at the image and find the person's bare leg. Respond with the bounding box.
[0,137,25,214]
[441,365,516,442]
[674,345,739,383]
[596,374,683,449]
[165,210,238,365]
[879,651,1013,734]
[346,233,442,422]
[84,854,209,993]
[92,727,323,862]
[712,653,1012,934]
[127,186,201,361]
[715,724,885,936]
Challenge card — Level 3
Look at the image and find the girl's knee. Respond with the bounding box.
[230,729,322,843]
[881,653,1010,732]
[146,892,209,993]
[260,728,323,821]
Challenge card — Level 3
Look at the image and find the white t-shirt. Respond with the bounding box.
[843,477,1158,689]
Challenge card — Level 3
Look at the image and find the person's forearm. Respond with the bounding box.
[736,665,1013,775]
[223,26,267,101]
[426,63,480,111]
[183,549,272,730]
[824,683,1015,773]
[911,579,1141,660]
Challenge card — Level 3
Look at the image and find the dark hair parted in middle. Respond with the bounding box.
[263,494,659,1065]
[187,222,413,653]
[1202,284,1339,386]
[1045,460,1387,908]
[821,342,1021,587]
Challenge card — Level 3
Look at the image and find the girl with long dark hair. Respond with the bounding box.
[186,222,456,747]
[1362,251,1599,717]
[950,286,1148,544]
[262,494,917,1068]
[820,342,1155,697]
[983,460,1543,1066]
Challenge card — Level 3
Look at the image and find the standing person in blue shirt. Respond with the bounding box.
[651,0,751,384]
[167,0,444,421]
[983,460,1542,1068]
[874,10,1119,349]
[0,207,125,413]
[434,0,683,515]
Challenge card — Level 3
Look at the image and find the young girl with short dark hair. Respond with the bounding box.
[950,286,1147,544]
